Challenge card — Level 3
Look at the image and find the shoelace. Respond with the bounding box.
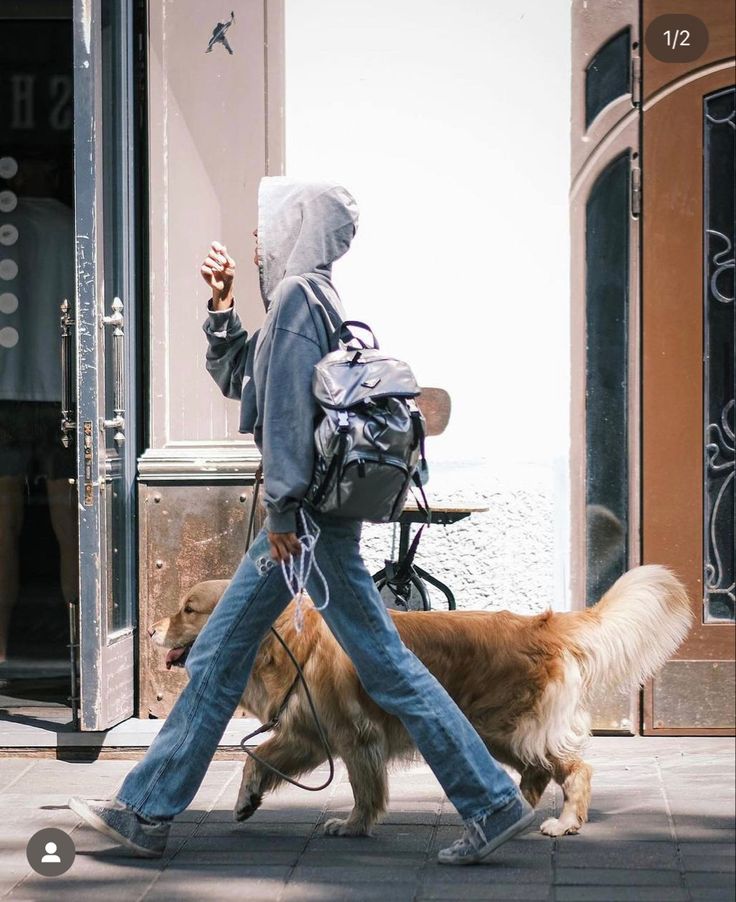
[279,508,330,632]
[446,817,488,854]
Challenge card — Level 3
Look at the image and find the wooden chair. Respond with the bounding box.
[372,388,488,611]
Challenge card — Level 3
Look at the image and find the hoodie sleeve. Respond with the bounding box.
[202,300,249,400]
[260,285,324,533]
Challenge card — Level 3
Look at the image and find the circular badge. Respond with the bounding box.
[0,258,18,281]
[0,327,19,348]
[26,828,76,877]
[0,292,18,314]
[0,190,18,213]
[0,156,19,179]
[645,15,709,63]
[0,224,18,246]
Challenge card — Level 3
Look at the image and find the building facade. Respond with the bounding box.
[0,0,732,741]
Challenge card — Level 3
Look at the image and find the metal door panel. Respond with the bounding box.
[72,0,137,730]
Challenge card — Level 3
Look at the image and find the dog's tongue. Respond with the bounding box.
[165,647,187,670]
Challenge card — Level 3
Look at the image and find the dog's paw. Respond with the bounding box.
[234,792,263,822]
[322,817,371,837]
[539,816,581,837]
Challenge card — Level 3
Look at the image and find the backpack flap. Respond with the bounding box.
[313,350,420,409]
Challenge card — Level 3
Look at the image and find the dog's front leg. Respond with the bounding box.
[324,737,388,837]
[235,730,326,822]
[539,758,593,836]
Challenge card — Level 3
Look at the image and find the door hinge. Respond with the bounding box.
[631,164,642,217]
[630,53,641,106]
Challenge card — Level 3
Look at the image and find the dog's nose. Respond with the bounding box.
[148,628,156,638]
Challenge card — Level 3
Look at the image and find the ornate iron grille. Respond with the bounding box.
[703,86,735,622]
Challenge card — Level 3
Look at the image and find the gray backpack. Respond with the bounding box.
[304,284,428,523]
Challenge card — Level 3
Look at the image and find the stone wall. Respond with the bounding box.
[359,459,569,615]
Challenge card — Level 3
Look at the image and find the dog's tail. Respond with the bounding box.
[573,564,693,694]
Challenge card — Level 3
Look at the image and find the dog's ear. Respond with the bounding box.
[186,579,230,614]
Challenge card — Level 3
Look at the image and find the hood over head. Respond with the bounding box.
[257,177,359,306]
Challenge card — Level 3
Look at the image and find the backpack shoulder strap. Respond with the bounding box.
[300,276,343,344]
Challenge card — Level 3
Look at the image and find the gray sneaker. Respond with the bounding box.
[438,796,535,865]
[69,796,170,858]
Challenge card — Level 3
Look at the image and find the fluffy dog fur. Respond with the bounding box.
[149,565,692,837]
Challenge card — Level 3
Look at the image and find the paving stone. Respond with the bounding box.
[0,760,36,787]
[555,867,682,886]
[176,830,307,851]
[555,840,679,870]
[143,865,290,901]
[679,841,736,858]
[418,883,551,901]
[686,872,736,889]
[227,806,325,824]
[307,830,432,853]
[281,882,419,901]
[379,809,441,825]
[7,871,159,901]
[674,824,736,843]
[571,815,674,842]
[300,849,426,868]
[680,853,736,874]
[424,864,552,883]
[167,846,303,865]
[554,887,689,901]
[688,890,736,902]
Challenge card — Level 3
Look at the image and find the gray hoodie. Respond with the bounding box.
[203,177,360,532]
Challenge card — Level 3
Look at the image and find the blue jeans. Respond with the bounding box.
[117,512,518,822]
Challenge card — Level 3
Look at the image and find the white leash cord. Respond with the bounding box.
[280,508,330,631]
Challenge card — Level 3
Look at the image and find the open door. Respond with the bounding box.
[67,0,139,730]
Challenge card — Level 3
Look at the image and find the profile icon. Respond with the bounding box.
[41,841,62,864]
[26,828,75,877]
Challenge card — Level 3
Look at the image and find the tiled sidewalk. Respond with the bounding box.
[0,736,733,901]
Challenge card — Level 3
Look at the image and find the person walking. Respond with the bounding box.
[69,177,534,865]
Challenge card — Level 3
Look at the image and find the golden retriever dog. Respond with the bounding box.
[149,565,691,838]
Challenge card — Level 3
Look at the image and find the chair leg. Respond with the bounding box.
[410,573,432,611]
[413,565,456,610]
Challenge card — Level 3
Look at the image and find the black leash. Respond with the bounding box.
[240,465,336,791]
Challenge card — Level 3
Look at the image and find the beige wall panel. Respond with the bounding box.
[146,1,282,454]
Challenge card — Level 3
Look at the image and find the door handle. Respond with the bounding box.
[101,296,126,447]
[59,298,76,447]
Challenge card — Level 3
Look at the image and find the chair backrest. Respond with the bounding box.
[416,387,451,437]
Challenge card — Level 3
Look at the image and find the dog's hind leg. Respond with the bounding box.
[324,730,388,837]
[539,757,593,836]
[520,765,552,808]
[234,730,326,822]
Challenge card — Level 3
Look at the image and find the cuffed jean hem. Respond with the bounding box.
[114,795,174,824]
[464,788,521,825]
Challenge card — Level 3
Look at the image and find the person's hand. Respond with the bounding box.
[268,531,302,563]
[201,241,236,310]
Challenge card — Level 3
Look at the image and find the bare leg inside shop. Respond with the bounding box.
[47,478,79,605]
[0,475,26,664]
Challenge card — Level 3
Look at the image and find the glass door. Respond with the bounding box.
[69,0,139,730]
